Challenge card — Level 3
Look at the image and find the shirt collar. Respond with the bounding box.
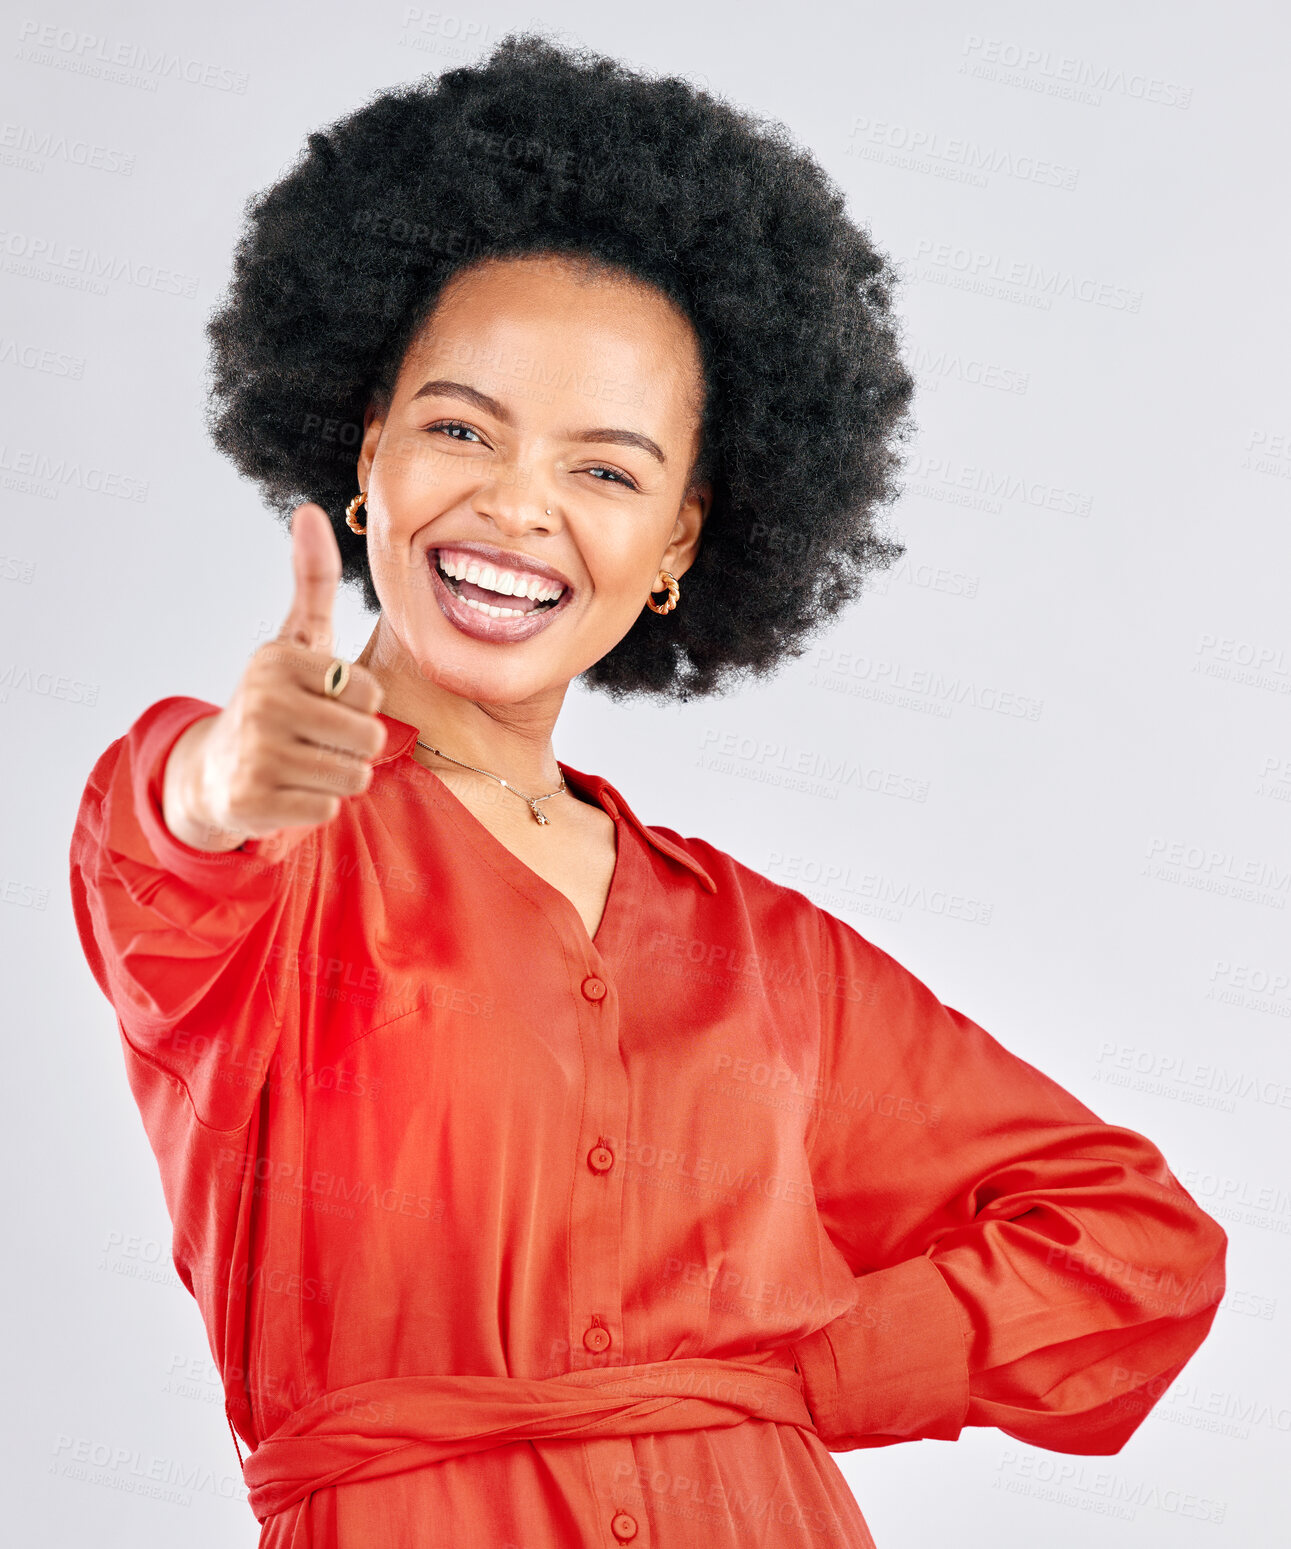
[374,712,717,894]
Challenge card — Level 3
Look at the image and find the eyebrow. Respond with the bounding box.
[408,378,666,465]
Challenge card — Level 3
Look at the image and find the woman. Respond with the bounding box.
[68,34,1227,1549]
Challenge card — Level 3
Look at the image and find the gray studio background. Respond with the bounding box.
[2,1,1286,1543]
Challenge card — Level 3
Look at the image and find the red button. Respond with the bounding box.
[588,1145,614,1173]
[583,1323,611,1353]
[582,976,607,1001]
[611,1512,638,1541]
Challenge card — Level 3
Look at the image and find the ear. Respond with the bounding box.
[356,398,387,490]
[660,480,711,580]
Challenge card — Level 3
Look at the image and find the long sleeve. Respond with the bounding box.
[68,695,312,1131]
[787,907,1227,1456]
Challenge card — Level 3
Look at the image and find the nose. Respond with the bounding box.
[470,459,559,538]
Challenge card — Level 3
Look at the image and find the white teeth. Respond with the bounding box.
[461,596,525,618]
[435,549,566,605]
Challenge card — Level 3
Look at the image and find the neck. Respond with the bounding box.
[356,618,571,795]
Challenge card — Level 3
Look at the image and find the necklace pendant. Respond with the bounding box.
[533,804,549,824]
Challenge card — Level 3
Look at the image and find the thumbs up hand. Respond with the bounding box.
[278,496,347,655]
[161,504,387,853]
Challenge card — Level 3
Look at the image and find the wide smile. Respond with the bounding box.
[426,545,576,644]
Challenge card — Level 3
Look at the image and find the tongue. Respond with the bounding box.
[456,576,539,612]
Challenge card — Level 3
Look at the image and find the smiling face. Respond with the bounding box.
[354,252,710,707]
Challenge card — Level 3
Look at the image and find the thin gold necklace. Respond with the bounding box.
[415,738,567,825]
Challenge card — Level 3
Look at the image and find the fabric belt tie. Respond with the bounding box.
[240,1350,815,1524]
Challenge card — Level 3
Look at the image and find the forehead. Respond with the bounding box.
[397,254,705,425]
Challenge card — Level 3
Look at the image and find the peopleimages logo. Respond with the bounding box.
[847,116,1079,191]
[15,20,249,93]
[48,1433,245,1503]
[959,34,1194,110]
[909,238,1142,313]
[0,120,135,174]
[0,228,198,298]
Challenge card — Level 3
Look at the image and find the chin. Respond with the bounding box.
[404,629,569,705]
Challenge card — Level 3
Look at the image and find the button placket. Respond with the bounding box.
[560,823,652,1546]
[585,1436,651,1549]
[572,964,650,1545]
[568,959,626,1370]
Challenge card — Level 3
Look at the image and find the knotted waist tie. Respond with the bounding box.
[238,1349,815,1524]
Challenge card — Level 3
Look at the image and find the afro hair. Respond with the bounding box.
[204,31,914,701]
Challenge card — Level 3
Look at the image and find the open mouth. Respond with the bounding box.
[430,547,568,620]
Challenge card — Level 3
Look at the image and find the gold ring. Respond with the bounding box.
[323,658,351,698]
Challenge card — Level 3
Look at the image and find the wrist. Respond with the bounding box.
[161,713,250,853]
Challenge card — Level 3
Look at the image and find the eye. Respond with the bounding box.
[586,465,638,490]
[426,419,484,444]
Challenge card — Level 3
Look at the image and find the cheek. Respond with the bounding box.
[376,429,466,504]
[582,530,659,600]
[376,428,424,484]
[366,543,430,618]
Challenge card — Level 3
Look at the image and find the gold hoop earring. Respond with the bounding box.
[345,491,367,534]
[645,571,680,615]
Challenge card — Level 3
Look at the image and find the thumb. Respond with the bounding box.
[278,503,342,655]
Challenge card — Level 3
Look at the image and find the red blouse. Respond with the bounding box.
[68,694,1227,1548]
